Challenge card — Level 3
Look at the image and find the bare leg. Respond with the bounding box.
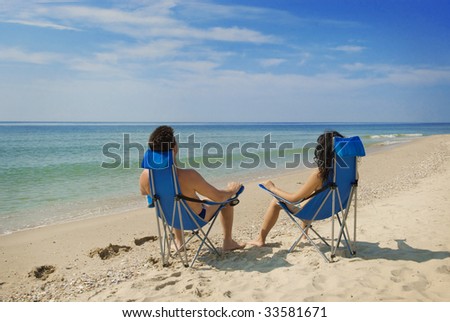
[219,204,246,251]
[248,199,281,247]
[172,228,184,250]
[301,220,311,240]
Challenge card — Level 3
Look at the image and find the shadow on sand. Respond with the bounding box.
[203,239,449,271]
[208,242,293,273]
[352,239,450,263]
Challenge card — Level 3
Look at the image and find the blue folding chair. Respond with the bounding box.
[259,136,366,262]
[142,148,244,267]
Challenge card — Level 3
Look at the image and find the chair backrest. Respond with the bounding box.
[141,149,207,230]
[297,136,366,221]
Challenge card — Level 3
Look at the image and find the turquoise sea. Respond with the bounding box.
[1,122,450,235]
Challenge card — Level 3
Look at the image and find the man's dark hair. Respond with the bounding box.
[148,125,176,151]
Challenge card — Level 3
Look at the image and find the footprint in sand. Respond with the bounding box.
[391,268,430,292]
[311,274,326,291]
[155,280,178,291]
[151,275,168,282]
[154,272,183,291]
[89,244,131,260]
[151,272,182,283]
[402,274,430,292]
[436,265,450,274]
[134,236,158,246]
[29,265,56,280]
[390,268,405,283]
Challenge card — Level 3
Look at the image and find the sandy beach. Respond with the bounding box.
[1,134,450,302]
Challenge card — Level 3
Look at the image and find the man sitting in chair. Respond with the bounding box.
[139,125,246,252]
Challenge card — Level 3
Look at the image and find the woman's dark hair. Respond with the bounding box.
[314,131,344,182]
[148,125,176,151]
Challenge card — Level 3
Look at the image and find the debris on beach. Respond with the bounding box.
[134,236,158,246]
[29,265,56,280]
[89,244,131,260]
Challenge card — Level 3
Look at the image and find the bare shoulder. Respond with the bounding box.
[310,168,321,178]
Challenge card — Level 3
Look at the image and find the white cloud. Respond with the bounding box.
[0,47,63,64]
[341,63,450,85]
[24,3,276,43]
[332,45,366,53]
[202,26,275,43]
[298,52,311,66]
[160,60,219,73]
[2,19,80,30]
[0,1,448,122]
[259,58,286,68]
[0,1,277,79]
[341,62,368,71]
[1,0,277,45]
[99,40,187,62]
[2,62,450,122]
[49,5,175,26]
[67,58,127,76]
[384,67,450,86]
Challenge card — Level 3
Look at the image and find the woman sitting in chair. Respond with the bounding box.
[249,131,344,247]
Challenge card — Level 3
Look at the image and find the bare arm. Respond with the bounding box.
[140,168,239,201]
[263,169,322,203]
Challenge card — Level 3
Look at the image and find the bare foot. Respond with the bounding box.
[247,239,265,247]
[223,239,246,252]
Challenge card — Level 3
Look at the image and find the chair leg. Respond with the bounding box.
[171,239,190,268]
[157,213,191,267]
[161,232,171,267]
[286,213,331,263]
[309,226,330,247]
[155,214,170,267]
[155,204,225,268]
[334,187,357,257]
[285,212,307,252]
[189,215,221,267]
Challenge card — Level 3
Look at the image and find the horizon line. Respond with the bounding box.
[1,121,450,125]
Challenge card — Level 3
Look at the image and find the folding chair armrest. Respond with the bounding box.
[258,184,303,206]
[178,185,245,207]
[203,185,245,206]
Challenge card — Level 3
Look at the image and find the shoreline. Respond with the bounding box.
[1,134,450,301]
[0,135,423,237]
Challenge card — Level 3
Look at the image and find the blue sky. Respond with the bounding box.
[1,0,450,122]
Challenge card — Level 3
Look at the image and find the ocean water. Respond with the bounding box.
[1,122,449,235]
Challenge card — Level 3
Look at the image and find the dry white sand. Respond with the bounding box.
[1,135,449,302]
